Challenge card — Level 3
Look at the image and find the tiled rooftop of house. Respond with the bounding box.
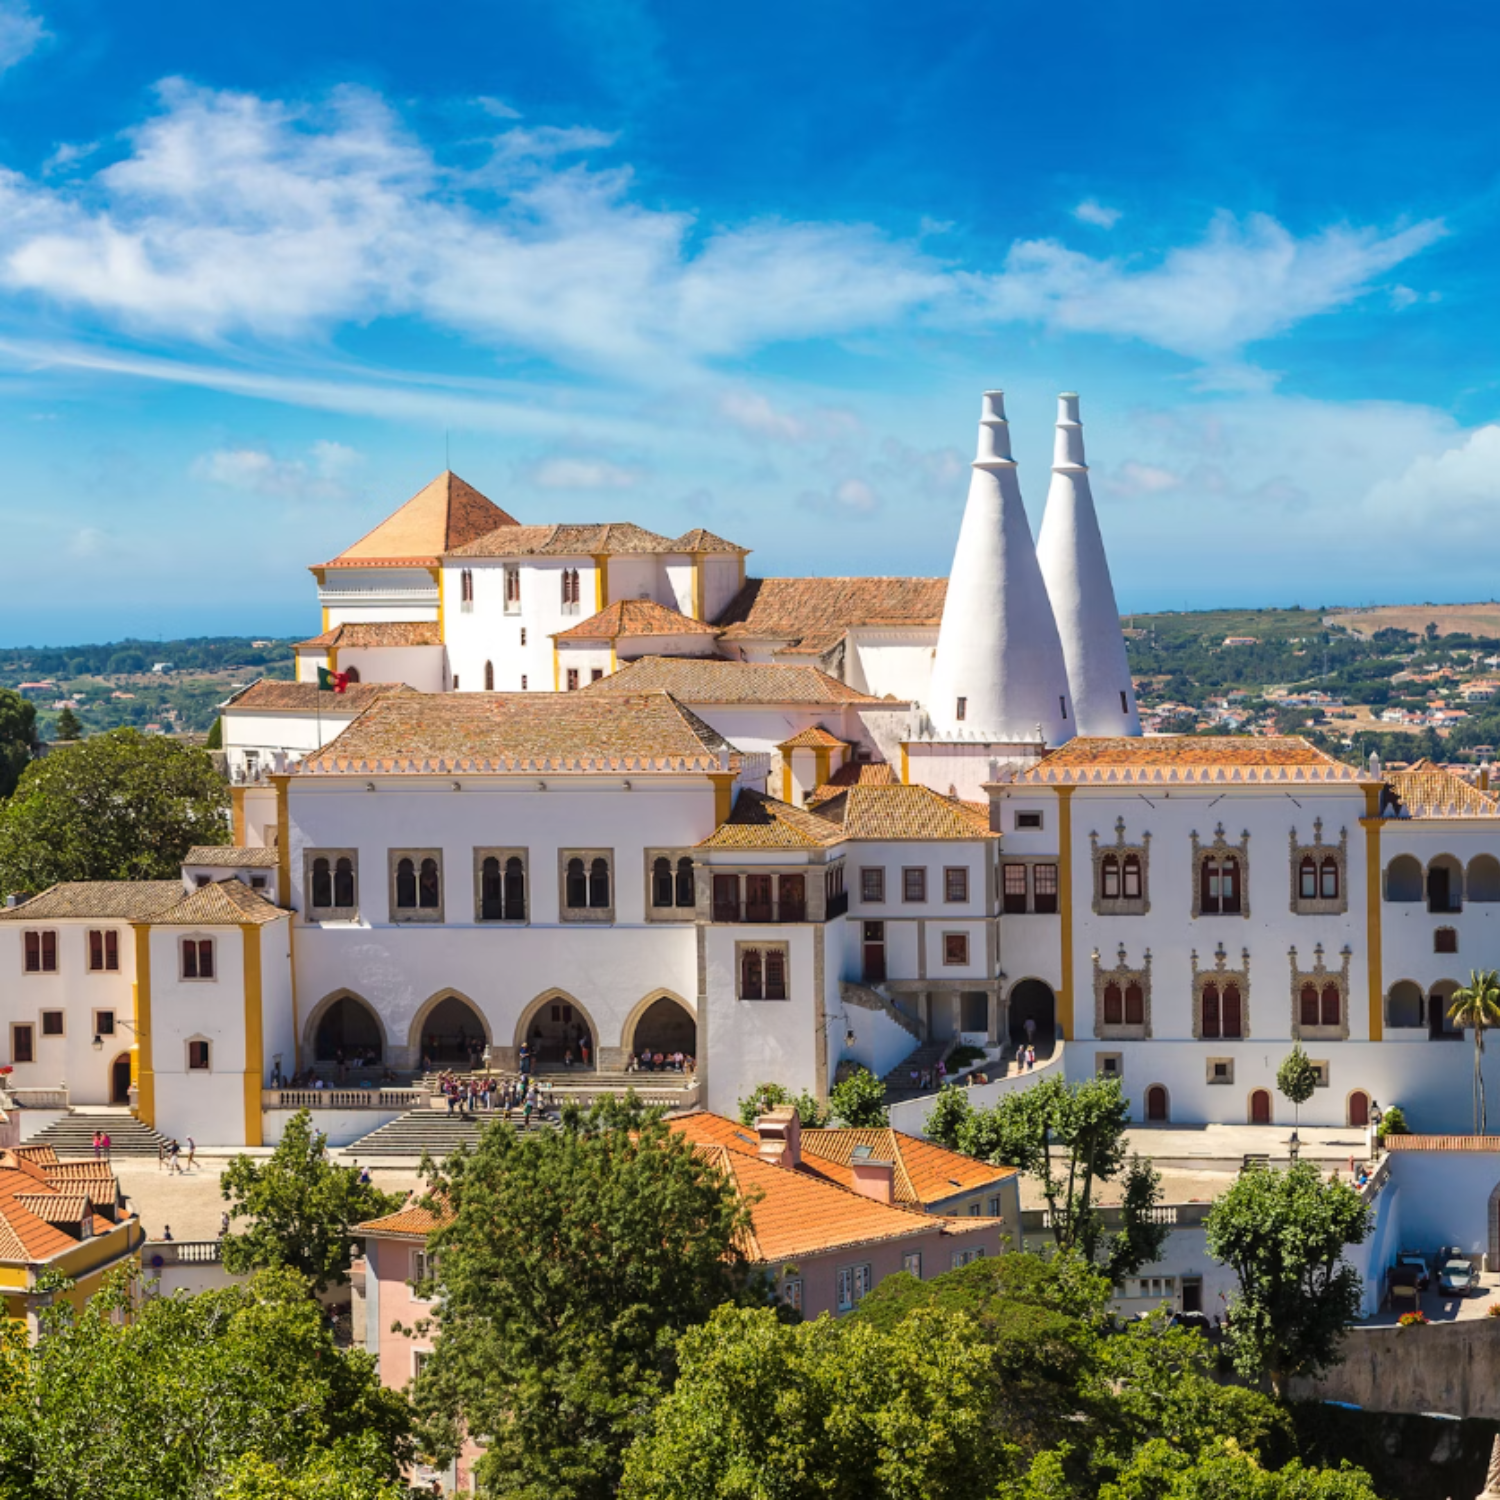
[184,846,281,868]
[671,528,747,554]
[296,622,444,650]
[1383,760,1500,819]
[356,1200,448,1239]
[584,656,885,705]
[451,522,681,558]
[814,784,995,841]
[713,576,948,650]
[222,680,408,714]
[152,879,286,926]
[0,881,185,922]
[778,726,847,749]
[0,1150,127,1265]
[552,599,718,641]
[1016,735,1361,784]
[806,761,897,805]
[797,1127,1017,1207]
[696,789,847,849]
[322,472,518,568]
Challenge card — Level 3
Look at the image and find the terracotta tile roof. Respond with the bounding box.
[778,726,847,750]
[0,1150,130,1264]
[816,784,996,841]
[806,761,897,806]
[553,599,718,642]
[356,1200,447,1238]
[1015,735,1361,786]
[696,789,847,850]
[451,521,678,559]
[0,881,183,922]
[296,622,444,650]
[151,879,286,926]
[1384,760,1500,819]
[323,472,518,568]
[10,1145,57,1166]
[1384,1136,1500,1152]
[13,1192,92,1224]
[222,680,408,714]
[583,656,884,705]
[714,576,947,644]
[799,1128,1016,1207]
[184,846,280,868]
[672,528,748,554]
[301,690,733,775]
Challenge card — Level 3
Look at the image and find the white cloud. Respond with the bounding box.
[528,456,642,489]
[475,96,522,120]
[720,390,807,442]
[192,438,362,501]
[1073,198,1121,229]
[1113,460,1182,495]
[0,2,44,75]
[1365,425,1500,528]
[799,476,881,518]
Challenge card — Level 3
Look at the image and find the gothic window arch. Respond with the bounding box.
[1092,945,1151,1039]
[1289,943,1351,1041]
[475,848,527,922]
[1091,819,1150,915]
[1289,821,1348,915]
[560,849,614,922]
[1191,945,1251,1040]
[1191,824,1250,919]
[390,849,444,923]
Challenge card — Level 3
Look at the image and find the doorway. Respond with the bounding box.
[1181,1277,1203,1314]
[1145,1085,1169,1122]
[1008,980,1057,1050]
[110,1053,132,1105]
[1250,1088,1271,1125]
[1348,1090,1370,1127]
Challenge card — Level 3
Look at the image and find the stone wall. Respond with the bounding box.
[1293,1322,1500,1418]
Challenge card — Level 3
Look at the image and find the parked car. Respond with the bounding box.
[1438,1258,1476,1297]
[1395,1252,1430,1292]
[1168,1311,1215,1334]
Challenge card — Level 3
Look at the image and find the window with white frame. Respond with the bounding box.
[951,1246,985,1270]
[180,939,215,981]
[782,1276,803,1312]
[903,1251,922,1278]
[902,867,927,903]
[944,866,969,902]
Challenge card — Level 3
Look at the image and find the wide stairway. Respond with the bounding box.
[28,1108,168,1159]
[880,1040,955,1103]
[417,1068,697,1099]
[340,1107,553,1160]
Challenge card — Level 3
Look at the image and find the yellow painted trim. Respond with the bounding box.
[1363,789,1383,1042]
[241,924,264,1147]
[553,649,561,692]
[593,555,609,610]
[130,923,154,1128]
[429,566,445,642]
[813,746,831,789]
[230,787,246,846]
[780,750,796,804]
[691,555,704,621]
[899,742,910,785]
[711,772,734,824]
[327,647,339,676]
[273,775,291,907]
[288,918,301,1074]
[1057,787,1075,1041]
[321,606,330,634]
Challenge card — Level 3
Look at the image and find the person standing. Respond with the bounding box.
[185,1137,196,1171]
[92,1131,102,1160]
[101,1131,111,1160]
[219,1211,230,1238]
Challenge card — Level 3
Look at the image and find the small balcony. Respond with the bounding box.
[712,897,807,924]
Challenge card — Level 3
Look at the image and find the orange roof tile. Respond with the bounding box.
[222,680,409,715]
[296,622,444,650]
[584,656,884,705]
[323,472,518,568]
[806,761,897,806]
[778,726,847,749]
[1015,735,1361,786]
[0,1150,131,1264]
[672,528,748,554]
[1384,760,1500,819]
[800,1128,1016,1207]
[553,599,718,641]
[451,521,678,559]
[356,1200,448,1238]
[0,882,184,922]
[151,879,286,926]
[696,789,847,850]
[184,846,280,868]
[816,784,995,841]
[714,577,947,645]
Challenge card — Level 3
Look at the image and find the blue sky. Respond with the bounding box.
[0,0,1495,646]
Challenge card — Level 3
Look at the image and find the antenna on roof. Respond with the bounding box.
[445,428,451,471]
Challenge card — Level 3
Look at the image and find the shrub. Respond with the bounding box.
[1376,1105,1409,1140]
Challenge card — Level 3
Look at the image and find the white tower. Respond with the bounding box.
[1036,392,1141,738]
[927,391,1073,745]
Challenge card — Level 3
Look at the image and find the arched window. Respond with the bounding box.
[311,856,332,908]
[651,856,674,908]
[1100,854,1120,900]
[1104,982,1123,1025]
[1123,854,1142,899]
[484,660,494,691]
[418,858,440,909]
[566,858,587,909]
[481,856,503,920]
[1201,983,1221,1039]
[1299,855,1317,900]
[1124,982,1144,1025]
[674,856,694,908]
[1220,856,1241,914]
[1222,983,1243,1038]
[765,949,787,999]
[588,856,610,908]
[342,665,360,683]
[396,858,417,909]
[1299,984,1319,1028]
[561,569,581,609]
[1321,984,1341,1027]
[460,568,474,604]
[741,948,763,1000]
[1320,857,1339,900]
[504,856,526,920]
[333,856,355,908]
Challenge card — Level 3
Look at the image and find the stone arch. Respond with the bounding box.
[304,990,391,1066]
[409,989,491,1069]
[622,990,697,1064]
[512,989,601,1072]
[1386,979,1425,1029]
[1144,1084,1170,1123]
[1347,1089,1371,1128]
[1469,854,1500,903]
[1007,977,1057,1048]
[1384,855,1423,902]
[1249,1088,1272,1125]
[1426,853,1464,912]
[110,1051,133,1105]
[1429,977,1465,1039]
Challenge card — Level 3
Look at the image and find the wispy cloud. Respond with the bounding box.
[0,1,44,75]
[1073,198,1121,229]
[528,456,643,489]
[192,438,362,501]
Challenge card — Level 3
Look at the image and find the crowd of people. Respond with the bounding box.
[434,1071,556,1126]
[625,1050,694,1074]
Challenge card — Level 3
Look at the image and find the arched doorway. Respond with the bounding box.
[1008,979,1057,1051]
[628,995,697,1063]
[1250,1088,1272,1125]
[110,1053,132,1105]
[417,994,490,1069]
[518,993,597,1071]
[1145,1085,1169,1123]
[1348,1090,1371,1127]
[313,995,385,1063]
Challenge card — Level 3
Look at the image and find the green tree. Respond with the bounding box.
[0,1266,413,1500]
[0,687,37,799]
[205,715,223,750]
[52,706,83,741]
[1101,1440,1380,1500]
[924,1083,972,1148]
[1276,1046,1319,1132]
[1375,1104,1408,1140]
[829,1065,889,1126]
[1204,1161,1371,1397]
[220,1110,401,1294]
[736,1080,828,1128]
[1447,969,1500,1133]
[412,1094,758,1500]
[0,729,229,891]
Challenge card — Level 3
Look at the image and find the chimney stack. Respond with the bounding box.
[755,1105,802,1169]
[849,1157,896,1205]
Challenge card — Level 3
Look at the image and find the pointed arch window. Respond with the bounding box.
[1221,983,1243,1038]
[484,660,494,691]
[588,857,610,908]
[1100,854,1121,901]
[1299,855,1317,901]
[391,849,443,922]
[396,858,417,909]
[1321,983,1341,1028]
[651,856,674,908]
[312,856,333,909]
[1299,983,1319,1028]
[1122,854,1142,899]
[1104,982,1123,1026]
[481,855,503,920]
[460,568,474,609]
[1202,983,1221,1039]
[1124,982,1144,1025]
[1320,857,1339,900]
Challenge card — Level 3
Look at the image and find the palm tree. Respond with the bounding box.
[1447,969,1500,1134]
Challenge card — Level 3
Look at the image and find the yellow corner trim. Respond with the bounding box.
[273,776,291,907]
[429,566,445,642]
[594,555,609,611]
[1364,784,1383,1041]
[1057,786,1075,1042]
[899,742,910,785]
[230,786,246,846]
[129,923,154,1128]
[711,772,734,824]
[242,923,264,1147]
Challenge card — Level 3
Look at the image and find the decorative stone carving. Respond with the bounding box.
[1090,817,1151,916]
[1092,942,1152,1039]
[1289,942,1352,1041]
[1190,944,1252,1041]
[1288,818,1349,916]
[1190,823,1251,920]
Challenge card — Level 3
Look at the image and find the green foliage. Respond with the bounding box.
[220,1110,402,1294]
[0,1265,414,1500]
[51,706,82,742]
[735,1080,828,1128]
[1447,969,1500,1133]
[1375,1104,1409,1139]
[1205,1162,1371,1396]
[1276,1046,1319,1122]
[205,715,223,749]
[829,1065,889,1126]
[1100,1441,1380,1500]
[0,729,229,891]
[412,1094,759,1500]
[0,687,36,800]
[924,1083,972,1147]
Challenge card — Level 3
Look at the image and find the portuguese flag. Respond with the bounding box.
[317,666,349,694]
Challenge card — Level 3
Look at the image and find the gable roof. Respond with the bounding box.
[323,472,518,569]
[1015,735,1361,785]
[713,577,948,650]
[806,761,897,806]
[151,879,286,926]
[0,882,184,922]
[583,656,885,705]
[296,622,444,650]
[183,846,280,868]
[221,680,409,715]
[798,1127,1017,1207]
[696,789,847,850]
[552,599,718,642]
[816,784,995,841]
[672,528,747,554]
[1384,760,1500,819]
[451,522,678,559]
[778,726,847,750]
[0,1149,130,1265]
[301,690,733,775]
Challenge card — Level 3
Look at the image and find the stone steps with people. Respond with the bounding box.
[880,1040,957,1102]
[28,1108,170,1159]
[341,1107,556,1159]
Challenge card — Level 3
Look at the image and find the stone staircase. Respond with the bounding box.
[28,1108,168,1159]
[881,1040,956,1104]
[340,1107,555,1160]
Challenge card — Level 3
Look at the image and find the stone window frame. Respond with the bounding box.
[1289,944,1352,1042]
[1001,856,1062,915]
[10,1022,35,1064]
[1206,1057,1235,1085]
[185,1035,213,1072]
[304,847,360,922]
[941,931,970,966]
[1435,925,1458,955]
[1190,944,1252,1041]
[1288,819,1349,916]
[179,935,217,982]
[92,1008,116,1041]
[558,848,615,924]
[1307,1058,1331,1089]
[39,1009,65,1038]
[1095,1051,1123,1079]
[1191,823,1251,920]
[860,866,886,903]
[1090,817,1151,916]
[388,848,445,925]
[644,849,698,922]
[736,940,791,1001]
[21,929,58,975]
[473,847,529,925]
[1092,944,1152,1040]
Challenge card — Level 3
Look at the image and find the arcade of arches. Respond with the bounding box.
[419,995,489,1066]
[629,995,697,1061]
[314,995,385,1063]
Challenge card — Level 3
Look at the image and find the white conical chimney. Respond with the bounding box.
[927,392,1073,745]
[1037,393,1141,738]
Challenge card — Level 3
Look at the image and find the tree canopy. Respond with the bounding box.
[0,729,228,891]
[221,1109,402,1294]
[1276,1047,1319,1126]
[736,1080,827,1128]
[0,687,36,800]
[51,707,83,742]
[1447,969,1500,1133]
[412,1095,759,1500]
[829,1065,889,1126]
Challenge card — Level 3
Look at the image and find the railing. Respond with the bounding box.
[711,901,809,924]
[262,1088,428,1110]
[1022,1202,1211,1232]
[826,890,849,918]
[5,1086,69,1109]
[146,1239,223,1266]
[317,586,439,603]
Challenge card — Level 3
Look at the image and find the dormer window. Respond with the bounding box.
[955,697,966,722]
